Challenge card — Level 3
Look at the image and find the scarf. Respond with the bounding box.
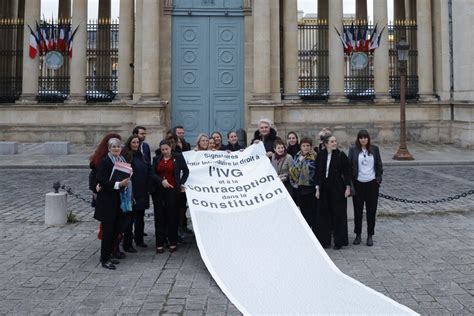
[274,152,287,160]
[287,144,300,158]
[108,153,133,213]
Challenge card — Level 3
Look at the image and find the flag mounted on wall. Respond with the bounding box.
[334,22,386,55]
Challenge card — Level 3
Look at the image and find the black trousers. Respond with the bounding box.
[122,211,135,249]
[178,192,188,229]
[133,209,146,244]
[353,179,379,236]
[296,186,316,232]
[152,189,179,247]
[317,186,348,248]
[101,220,119,262]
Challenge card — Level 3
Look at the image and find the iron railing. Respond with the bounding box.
[0,19,23,103]
[37,20,70,103]
[389,20,418,99]
[297,21,329,100]
[86,19,118,102]
[297,20,419,101]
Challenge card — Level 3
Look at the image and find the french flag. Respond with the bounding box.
[27,24,40,59]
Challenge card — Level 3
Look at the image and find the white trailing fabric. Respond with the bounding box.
[183,143,418,315]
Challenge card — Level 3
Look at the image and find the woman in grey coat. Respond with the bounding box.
[348,130,383,247]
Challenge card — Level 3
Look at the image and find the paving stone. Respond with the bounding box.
[0,166,474,314]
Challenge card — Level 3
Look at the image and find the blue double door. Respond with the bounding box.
[172,16,244,143]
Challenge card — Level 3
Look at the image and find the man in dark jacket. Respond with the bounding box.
[133,126,151,163]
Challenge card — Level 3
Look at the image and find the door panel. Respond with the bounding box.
[172,17,209,141]
[172,16,243,142]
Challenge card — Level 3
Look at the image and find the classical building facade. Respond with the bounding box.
[0,0,473,147]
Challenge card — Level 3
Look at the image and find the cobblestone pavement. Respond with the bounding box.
[0,166,473,315]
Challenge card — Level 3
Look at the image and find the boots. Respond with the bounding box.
[353,234,361,245]
[366,235,373,246]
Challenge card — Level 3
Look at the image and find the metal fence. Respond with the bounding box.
[86,19,118,102]
[37,20,70,103]
[297,20,418,101]
[0,19,23,103]
[389,20,418,99]
[343,22,374,100]
[297,21,329,100]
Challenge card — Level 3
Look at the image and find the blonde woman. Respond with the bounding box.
[194,133,210,151]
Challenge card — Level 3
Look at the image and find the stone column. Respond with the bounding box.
[282,0,299,99]
[431,0,450,101]
[356,0,368,21]
[328,0,344,101]
[133,0,143,100]
[19,0,40,101]
[0,1,11,18]
[252,0,271,100]
[394,0,406,21]
[270,0,280,102]
[140,0,160,99]
[11,0,19,18]
[118,0,134,99]
[404,0,412,20]
[17,0,24,19]
[69,0,87,101]
[416,0,434,100]
[317,0,328,21]
[58,0,71,19]
[97,0,111,91]
[373,0,390,101]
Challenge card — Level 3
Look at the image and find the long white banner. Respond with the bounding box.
[183,143,418,315]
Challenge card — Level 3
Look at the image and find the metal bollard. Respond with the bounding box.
[45,182,68,226]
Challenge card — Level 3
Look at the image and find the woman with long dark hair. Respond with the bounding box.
[150,139,189,253]
[122,135,151,251]
[348,130,383,246]
[315,134,351,250]
[224,131,243,151]
[286,131,300,158]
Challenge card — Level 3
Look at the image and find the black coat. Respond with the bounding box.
[347,144,383,184]
[315,148,352,193]
[223,142,243,152]
[93,157,122,223]
[251,127,278,153]
[131,151,151,210]
[149,152,189,194]
[314,148,351,247]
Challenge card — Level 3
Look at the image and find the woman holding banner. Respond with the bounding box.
[315,134,351,250]
[94,138,131,270]
[251,118,278,157]
[150,139,189,253]
[194,133,210,151]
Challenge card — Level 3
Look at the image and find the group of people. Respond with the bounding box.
[89,126,192,270]
[89,119,383,270]
[261,119,383,250]
[88,125,252,270]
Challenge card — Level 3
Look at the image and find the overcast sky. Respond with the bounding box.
[41,0,394,21]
